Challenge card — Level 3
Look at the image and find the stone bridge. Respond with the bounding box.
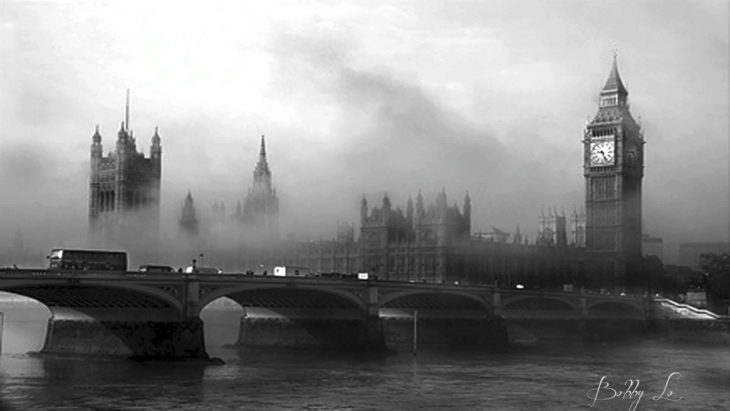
[0,269,648,359]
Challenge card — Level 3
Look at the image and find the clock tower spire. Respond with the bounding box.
[583,56,645,290]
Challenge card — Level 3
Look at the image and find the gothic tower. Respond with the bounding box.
[88,91,162,255]
[537,209,568,247]
[583,56,644,288]
[241,135,279,239]
[179,191,199,236]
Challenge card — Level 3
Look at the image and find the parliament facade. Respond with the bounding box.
[90,58,644,292]
[223,192,586,290]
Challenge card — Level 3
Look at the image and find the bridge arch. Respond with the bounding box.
[378,289,505,349]
[195,284,367,317]
[0,280,184,320]
[198,284,378,350]
[380,289,492,313]
[0,279,208,359]
[501,295,578,312]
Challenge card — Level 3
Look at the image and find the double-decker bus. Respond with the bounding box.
[48,249,127,271]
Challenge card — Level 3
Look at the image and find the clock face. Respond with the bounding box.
[590,140,615,166]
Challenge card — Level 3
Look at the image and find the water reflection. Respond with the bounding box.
[1,301,729,410]
[0,341,728,410]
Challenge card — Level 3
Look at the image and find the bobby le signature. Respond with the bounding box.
[586,372,683,411]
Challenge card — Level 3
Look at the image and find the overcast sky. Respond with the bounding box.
[0,0,727,263]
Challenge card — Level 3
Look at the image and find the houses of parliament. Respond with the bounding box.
[88,58,645,291]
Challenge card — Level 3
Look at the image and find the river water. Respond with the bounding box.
[0,304,728,410]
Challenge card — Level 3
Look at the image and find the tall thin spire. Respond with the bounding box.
[255,134,270,175]
[602,54,627,95]
[125,89,130,132]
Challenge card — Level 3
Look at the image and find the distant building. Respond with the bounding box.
[11,228,25,257]
[642,234,664,260]
[537,209,567,247]
[0,227,39,267]
[570,210,586,247]
[679,242,730,269]
[236,135,279,241]
[357,190,471,280]
[474,226,510,243]
[88,91,161,255]
[512,224,523,244]
[179,191,199,237]
[336,222,355,243]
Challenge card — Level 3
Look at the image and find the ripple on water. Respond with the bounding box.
[0,341,727,410]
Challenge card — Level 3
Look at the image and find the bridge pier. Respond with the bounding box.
[231,284,388,351]
[235,307,386,350]
[364,286,386,350]
[41,316,209,360]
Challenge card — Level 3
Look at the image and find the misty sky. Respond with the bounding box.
[0,0,727,263]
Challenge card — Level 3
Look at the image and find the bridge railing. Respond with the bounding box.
[0,268,184,281]
[0,268,62,276]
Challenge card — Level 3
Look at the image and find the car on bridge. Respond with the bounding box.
[138,265,175,273]
[273,266,309,277]
[184,266,223,274]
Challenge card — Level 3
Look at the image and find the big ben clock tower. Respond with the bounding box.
[584,56,644,289]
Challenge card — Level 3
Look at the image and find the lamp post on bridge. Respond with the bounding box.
[412,309,418,355]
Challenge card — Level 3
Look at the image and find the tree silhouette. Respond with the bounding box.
[700,252,730,307]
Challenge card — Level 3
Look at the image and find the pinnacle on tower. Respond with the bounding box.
[117,121,129,144]
[602,54,628,96]
[360,195,368,224]
[406,196,414,226]
[151,126,161,146]
[513,224,522,244]
[436,188,448,209]
[463,191,471,230]
[92,125,102,143]
[254,134,271,175]
[125,88,130,132]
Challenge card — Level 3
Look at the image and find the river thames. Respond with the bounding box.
[0,304,728,410]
